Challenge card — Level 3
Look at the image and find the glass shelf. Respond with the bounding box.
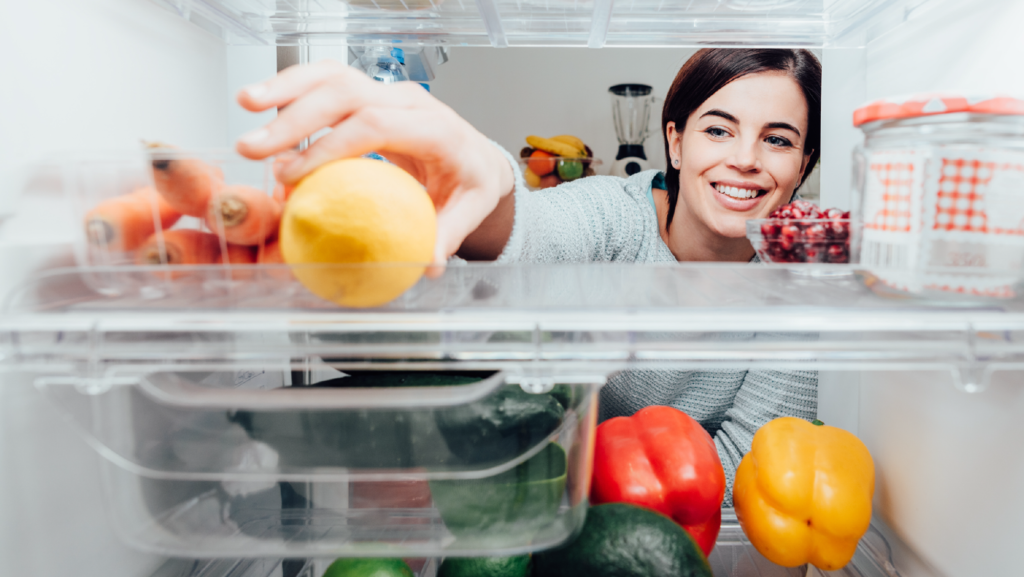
[3,263,1024,392]
[150,0,954,48]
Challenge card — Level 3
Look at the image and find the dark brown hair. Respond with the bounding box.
[661,49,821,228]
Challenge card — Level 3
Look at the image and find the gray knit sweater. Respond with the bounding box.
[494,149,817,505]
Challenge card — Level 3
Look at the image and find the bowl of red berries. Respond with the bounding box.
[747,200,855,264]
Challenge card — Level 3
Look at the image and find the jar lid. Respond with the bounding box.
[853,94,1024,127]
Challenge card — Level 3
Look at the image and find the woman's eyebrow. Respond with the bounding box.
[765,122,801,136]
[699,109,738,123]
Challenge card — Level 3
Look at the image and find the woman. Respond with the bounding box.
[237,48,820,503]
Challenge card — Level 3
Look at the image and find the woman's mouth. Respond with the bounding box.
[710,181,769,211]
[713,182,767,199]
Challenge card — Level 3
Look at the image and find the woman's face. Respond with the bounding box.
[667,72,811,239]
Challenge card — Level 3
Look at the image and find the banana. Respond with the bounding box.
[526,135,582,158]
[551,135,586,155]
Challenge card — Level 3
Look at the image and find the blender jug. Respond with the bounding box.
[609,84,654,177]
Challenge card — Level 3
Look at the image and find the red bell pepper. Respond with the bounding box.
[591,405,726,556]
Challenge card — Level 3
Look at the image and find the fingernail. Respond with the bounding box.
[244,84,268,99]
[239,128,269,145]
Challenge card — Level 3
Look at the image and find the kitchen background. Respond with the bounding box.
[3,1,1024,576]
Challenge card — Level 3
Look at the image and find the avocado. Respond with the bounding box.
[532,503,713,577]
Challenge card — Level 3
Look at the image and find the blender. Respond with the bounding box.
[609,84,655,177]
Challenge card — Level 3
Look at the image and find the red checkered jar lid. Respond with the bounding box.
[854,94,1024,127]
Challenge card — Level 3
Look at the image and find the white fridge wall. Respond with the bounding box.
[858,370,1024,577]
[0,0,228,575]
[0,0,228,226]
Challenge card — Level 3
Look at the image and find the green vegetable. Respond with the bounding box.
[322,558,414,577]
[556,159,584,181]
[438,555,532,577]
[532,503,713,577]
[435,385,564,464]
[430,443,567,545]
[231,371,492,469]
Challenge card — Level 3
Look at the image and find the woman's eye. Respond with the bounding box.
[704,127,729,138]
[766,135,793,147]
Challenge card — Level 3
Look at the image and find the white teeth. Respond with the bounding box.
[715,184,760,199]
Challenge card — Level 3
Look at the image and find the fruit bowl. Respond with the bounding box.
[747,218,854,264]
[517,155,602,190]
[747,201,856,264]
[519,134,599,190]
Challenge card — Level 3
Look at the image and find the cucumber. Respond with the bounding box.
[434,385,564,464]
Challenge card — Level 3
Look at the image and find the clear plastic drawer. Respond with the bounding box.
[39,366,599,557]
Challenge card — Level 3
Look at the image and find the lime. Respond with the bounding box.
[322,558,414,577]
[438,555,532,577]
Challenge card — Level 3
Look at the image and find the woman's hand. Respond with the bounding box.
[235,60,515,268]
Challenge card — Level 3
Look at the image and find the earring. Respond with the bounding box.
[672,159,680,167]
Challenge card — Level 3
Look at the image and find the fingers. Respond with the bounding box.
[276,106,450,184]
[236,60,351,112]
[433,185,500,265]
[239,83,363,159]
[237,73,431,161]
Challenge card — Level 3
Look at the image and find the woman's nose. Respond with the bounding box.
[727,139,762,173]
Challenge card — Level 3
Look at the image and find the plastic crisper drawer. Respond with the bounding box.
[147,513,903,577]
[152,0,954,48]
[38,363,599,557]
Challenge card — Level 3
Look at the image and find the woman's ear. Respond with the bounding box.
[800,150,814,181]
[666,121,683,167]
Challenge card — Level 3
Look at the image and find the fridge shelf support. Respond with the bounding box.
[587,0,613,49]
[474,0,508,47]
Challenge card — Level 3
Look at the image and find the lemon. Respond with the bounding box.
[280,158,436,308]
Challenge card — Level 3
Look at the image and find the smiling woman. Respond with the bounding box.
[660,49,821,262]
[235,48,822,503]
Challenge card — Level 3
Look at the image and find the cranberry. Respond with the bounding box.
[825,207,845,220]
[831,222,850,239]
[761,222,781,237]
[771,206,793,219]
[805,223,827,241]
[804,245,823,262]
[779,225,800,249]
[826,244,847,263]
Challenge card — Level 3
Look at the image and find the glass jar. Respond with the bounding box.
[853,94,1024,297]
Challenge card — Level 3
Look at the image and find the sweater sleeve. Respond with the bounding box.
[491,145,656,264]
[714,367,818,506]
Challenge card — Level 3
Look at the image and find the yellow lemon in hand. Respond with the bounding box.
[280,158,436,308]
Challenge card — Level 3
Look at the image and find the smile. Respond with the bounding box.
[713,182,767,200]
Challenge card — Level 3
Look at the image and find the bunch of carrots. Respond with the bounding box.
[84,143,293,279]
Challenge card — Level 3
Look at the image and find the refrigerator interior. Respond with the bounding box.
[3,0,1024,576]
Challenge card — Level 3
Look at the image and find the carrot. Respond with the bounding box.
[223,243,258,280]
[256,237,292,280]
[146,142,224,217]
[85,186,181,252]
[224,243,256,265]
[136,229,221,272]
[205,184,283,245]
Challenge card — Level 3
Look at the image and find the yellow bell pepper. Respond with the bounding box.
[733,417,875,571]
